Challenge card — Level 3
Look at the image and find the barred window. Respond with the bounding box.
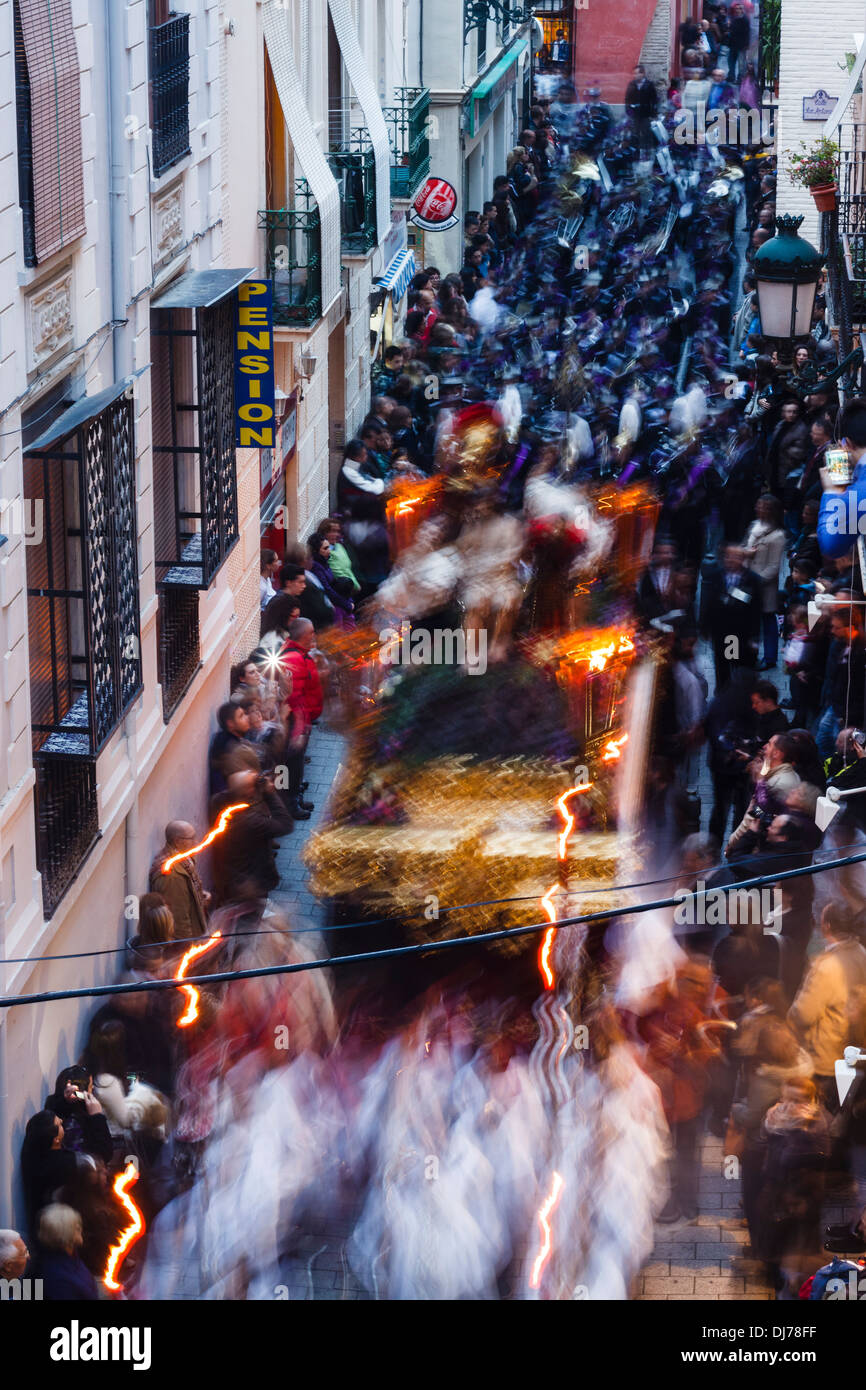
[24,385,143,758]
[14,0,86,267]
[150,271,247,589]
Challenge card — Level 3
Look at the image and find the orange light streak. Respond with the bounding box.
[556,783,593,860]
[174,931,222,1028]
[529,1170,565,1290]
[601,731,629,762]
[102,1160,145,1292]
[161,803,249,875]
[539,884,560,991]
[538,783,593,990]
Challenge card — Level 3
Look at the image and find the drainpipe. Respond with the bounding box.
[105,0,140,946]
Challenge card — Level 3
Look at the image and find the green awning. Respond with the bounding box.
[466,37,529,138]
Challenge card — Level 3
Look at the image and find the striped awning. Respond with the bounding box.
[376,248,416,302]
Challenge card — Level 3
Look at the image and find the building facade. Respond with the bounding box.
[0,0,437,1228]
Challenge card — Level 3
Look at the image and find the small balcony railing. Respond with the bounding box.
[327,138,377,255]
[837,133,866,331]
[150,13,191,178]
[35,754,99,918]
[259,182,322,327]
[382,87,430,201]
[158,584,201,721]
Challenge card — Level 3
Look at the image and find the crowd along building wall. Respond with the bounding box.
[0,0,261,1228]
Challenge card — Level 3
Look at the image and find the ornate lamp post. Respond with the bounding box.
[752,214,824,370]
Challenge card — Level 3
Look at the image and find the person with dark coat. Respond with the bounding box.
[44,1068,113,1164]
[700,544,762,690]
[20,1102,107,1234]
[766,399,809,516]
[207,701,259,799]
[210,767,293,906]
[704,675,758,842]
[29,1204,99,1300]
[148,822,210,940]
[624,63,658,153]
[817,609,866,759]
[261,562,308,640]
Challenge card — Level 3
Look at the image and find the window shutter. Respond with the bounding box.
[17,0,86,263]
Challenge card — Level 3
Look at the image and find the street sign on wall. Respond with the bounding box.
[409,177,459,232]
[234,279,275,448]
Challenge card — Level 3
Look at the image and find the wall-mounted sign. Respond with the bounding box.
[802,90,838,121]
[234,279,275,448]
[410,177,459,232]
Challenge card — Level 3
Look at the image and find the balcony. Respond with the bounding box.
[259,182,322,327]
[158,584,201,721]
[35,754,99,918]
[327,138,377,255]
[837,133,866,331]
[383,88,430,201]
[150,13,191,178]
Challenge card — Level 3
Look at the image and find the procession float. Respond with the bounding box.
[305,404,662,1004]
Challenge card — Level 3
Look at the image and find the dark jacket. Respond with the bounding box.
[825,634,866,723]
[625,78,658,120]
[148,851,209,939]
[767,416,809,498]
[30,1249,99,1301]
[210,789,293,904]
[700,563,762,663]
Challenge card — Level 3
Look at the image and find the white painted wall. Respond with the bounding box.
[776,0,866,243]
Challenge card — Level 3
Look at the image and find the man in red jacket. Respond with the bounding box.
[280,617,323,819]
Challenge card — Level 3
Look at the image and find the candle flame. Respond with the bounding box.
[161,803,249,875]
[529,1170,565,1290]
[538,783,593,990]
[102,1160,145,1292]
[175,931,222,1028]
[601,731,629,762]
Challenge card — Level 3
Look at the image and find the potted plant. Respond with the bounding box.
[786,136,840,211]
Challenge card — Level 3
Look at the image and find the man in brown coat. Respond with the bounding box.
[148,821,211,941]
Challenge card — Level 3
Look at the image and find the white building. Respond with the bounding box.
[416,0,531,275]
[0,0,437,1231]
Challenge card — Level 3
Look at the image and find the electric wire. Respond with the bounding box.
[4,842,866,1010]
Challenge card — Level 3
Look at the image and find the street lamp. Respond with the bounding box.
[752,214,825,370]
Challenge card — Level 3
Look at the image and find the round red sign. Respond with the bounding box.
[412,177,458,227]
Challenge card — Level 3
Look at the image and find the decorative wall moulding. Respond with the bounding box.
[26,268,74,372]
[153,181,184,264]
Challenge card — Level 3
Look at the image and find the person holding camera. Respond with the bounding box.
[725,731,802,860]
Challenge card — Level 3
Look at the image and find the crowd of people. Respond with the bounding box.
[9,29,866,1303]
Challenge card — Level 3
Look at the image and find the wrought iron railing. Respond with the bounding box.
[35,755,99,917]
[158,584,200,721]
[837,131,866,329]
[327,138,377,254]
[382,87,430,200]
[150,13,191,177]
[259,182,322,326]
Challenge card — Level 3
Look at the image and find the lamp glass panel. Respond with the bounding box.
[755,277,796,339]
[794,279,818,336]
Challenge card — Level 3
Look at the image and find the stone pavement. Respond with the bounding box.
[272,722,347,931]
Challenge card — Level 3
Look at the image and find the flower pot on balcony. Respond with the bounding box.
[809,183,838,212]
